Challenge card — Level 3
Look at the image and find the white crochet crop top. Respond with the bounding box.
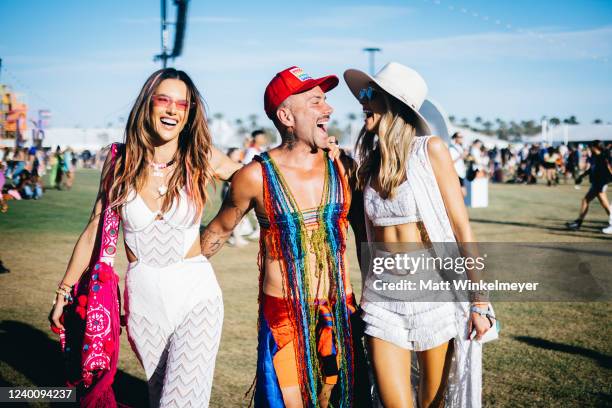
[364,179,421,226]
[120,187,200,268]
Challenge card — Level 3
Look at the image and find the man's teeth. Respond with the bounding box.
[160,118,178,126]
[317,121,328,131]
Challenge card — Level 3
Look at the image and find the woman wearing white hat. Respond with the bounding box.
[344,62,496,407]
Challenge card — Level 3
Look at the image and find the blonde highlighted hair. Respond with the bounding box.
[103,68,214,219]
[355,92,420,198]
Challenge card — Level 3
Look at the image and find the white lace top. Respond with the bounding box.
[364,179,421,226]
[121,187,200,268]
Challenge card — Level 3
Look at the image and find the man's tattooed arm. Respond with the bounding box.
[200,195,248,257]
[200,165,257,258]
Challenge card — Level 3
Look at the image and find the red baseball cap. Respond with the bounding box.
[264,66,339,120]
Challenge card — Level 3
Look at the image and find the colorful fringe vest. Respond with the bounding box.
[253,151,354,407]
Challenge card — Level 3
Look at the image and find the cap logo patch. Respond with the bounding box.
[290,67,312,82]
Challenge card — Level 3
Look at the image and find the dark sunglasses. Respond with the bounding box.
[358,86,378,102]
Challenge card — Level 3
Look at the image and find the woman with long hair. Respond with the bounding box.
[49,68,240,407]
[344,62,496,407]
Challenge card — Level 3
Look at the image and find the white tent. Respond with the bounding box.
[528,124,612,145]
[40,127,124,150]
[0,118,246,152]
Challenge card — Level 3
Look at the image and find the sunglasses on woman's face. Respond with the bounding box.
[358,86,378,102]
[151,94,192,111]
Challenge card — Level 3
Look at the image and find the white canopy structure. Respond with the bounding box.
[40,127,124,150]
[528,124,612,145]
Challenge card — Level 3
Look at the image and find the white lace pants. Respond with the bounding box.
[125,255,223,408]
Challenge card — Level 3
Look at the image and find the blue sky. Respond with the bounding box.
[1,0,611,129]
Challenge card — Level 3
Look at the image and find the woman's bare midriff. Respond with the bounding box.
[125,237,203,263]
[373,221,431,252]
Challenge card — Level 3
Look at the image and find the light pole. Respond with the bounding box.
[363,47,381,75]
[155,0,189,67]
[159,0,169,68]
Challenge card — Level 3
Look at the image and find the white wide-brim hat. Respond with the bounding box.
[344,62,432,136]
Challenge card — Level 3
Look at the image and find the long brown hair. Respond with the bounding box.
[105,68,214,218]
[355,92,418,198]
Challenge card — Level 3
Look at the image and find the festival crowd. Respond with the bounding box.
[0,145,103,212]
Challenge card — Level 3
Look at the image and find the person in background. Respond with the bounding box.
[62,147,74,189]
[566,140,611,232]
[49,145,63,189]
[223,147,252,247]
[241,129,269,240]
[0,161,8,212]
[10,147,27,185]
[448,132,467,196]
[543,146,560,187]
[19,171,43,200]
[565,145,580,186]
[243,129,268,164]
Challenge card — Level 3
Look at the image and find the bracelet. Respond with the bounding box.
[58,281,74,291]
[55,288,73,303]
[470,304,495,320]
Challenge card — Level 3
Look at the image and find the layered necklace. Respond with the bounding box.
[149,158,175,196]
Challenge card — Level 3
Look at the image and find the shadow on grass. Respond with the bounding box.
[471,218,612,240]
[0,259,10,274]
[0,320,148,407]
[514,335,612,369]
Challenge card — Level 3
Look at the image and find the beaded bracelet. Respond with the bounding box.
[55,287,73,303]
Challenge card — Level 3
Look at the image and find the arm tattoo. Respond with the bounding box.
[200,228,230,258]
[200,194,248,258]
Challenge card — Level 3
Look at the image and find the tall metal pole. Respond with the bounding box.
[363,47,381,75]
[160,0,168,68]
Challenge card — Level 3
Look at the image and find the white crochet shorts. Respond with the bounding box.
[361,248,459,351]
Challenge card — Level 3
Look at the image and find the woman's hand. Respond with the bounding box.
[325,136,341,160]
[49,294,68,331]
[467,303,495,341]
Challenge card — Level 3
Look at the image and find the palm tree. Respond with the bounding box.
[593,118,603,124]
[483,121,493,135]
[448,115,456,124]
[549,117,561,126]
[563,116,578,125]
[247,114,258,130]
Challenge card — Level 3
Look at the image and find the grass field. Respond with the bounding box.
[0,169,610,407]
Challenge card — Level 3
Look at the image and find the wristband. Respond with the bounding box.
[470,304,495,320]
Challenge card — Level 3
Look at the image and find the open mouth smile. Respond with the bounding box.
[159,116,178,130]
[316,119,329,133]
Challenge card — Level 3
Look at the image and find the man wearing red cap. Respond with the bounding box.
[201,66,366,407]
